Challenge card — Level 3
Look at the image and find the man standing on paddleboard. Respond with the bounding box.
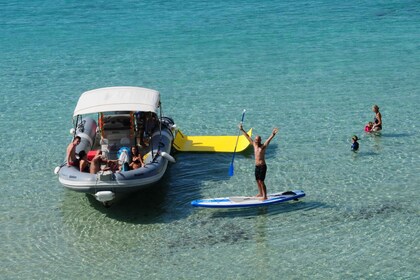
[239,124,279,200]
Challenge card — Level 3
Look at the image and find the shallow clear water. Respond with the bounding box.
[1,1,419,279]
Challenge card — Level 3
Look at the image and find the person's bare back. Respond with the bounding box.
[90,150,105,174]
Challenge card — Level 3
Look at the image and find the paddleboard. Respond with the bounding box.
[173,129,252,152]
[191,190,305,208]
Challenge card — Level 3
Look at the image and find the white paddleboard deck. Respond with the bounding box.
[191,190,305,208]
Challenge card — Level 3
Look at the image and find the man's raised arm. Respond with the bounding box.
[239,124,253,144]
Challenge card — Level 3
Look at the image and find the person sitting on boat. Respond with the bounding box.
[129,146,145,170]
[107,159,120,173]
[88,150,118,173]
[66,136,81,167]
[372,104,382,131]
[78,150,90,173]
[90,150,107,174]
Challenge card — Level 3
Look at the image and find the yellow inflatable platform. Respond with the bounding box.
[173,129,252,152]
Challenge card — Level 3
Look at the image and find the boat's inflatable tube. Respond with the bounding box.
[58,126,175,194]
[75,117,97,154]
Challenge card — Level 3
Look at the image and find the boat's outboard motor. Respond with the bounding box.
[75,117,97,153]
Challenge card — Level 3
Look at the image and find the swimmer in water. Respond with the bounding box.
[372,105,382,131]
[351,135,359,151]
[365,122,373,132]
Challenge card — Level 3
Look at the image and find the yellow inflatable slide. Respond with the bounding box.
[173,129,252,152]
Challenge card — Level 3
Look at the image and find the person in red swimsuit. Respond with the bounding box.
[239,124,279,200]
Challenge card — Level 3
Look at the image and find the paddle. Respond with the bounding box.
[229,109,246,176]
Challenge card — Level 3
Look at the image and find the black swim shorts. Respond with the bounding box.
[255,164,267,181]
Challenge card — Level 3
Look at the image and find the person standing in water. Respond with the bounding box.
[372,104,382,131]
[239,124,279,200]
[351,135,359,151]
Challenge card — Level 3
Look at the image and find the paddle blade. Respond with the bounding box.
[228,163,234,176]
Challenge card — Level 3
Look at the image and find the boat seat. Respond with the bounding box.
[103,129,131,142]
[120,137,130,146]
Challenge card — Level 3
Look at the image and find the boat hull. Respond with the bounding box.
[58,127,174,197]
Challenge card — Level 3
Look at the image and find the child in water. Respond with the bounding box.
[351,135,359,151]
[365,122,373,132]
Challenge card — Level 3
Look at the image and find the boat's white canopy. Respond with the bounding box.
[73,86,160,116]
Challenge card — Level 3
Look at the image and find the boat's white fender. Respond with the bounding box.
[95,191,115,203]
[54,163,66,174]
[160,152,176,163]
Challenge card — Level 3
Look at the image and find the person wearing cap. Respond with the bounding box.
[351,135,359,151]
[239,123,279,200]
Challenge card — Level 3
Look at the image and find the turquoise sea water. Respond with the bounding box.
[1,0,419,279]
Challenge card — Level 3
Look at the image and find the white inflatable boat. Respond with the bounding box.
[55,87,176,205]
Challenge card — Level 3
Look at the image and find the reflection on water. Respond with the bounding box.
[378,133,412,138]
